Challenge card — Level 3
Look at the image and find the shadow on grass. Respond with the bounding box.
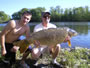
[0,58,61,68]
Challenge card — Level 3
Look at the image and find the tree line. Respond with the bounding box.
[0,6,90,23]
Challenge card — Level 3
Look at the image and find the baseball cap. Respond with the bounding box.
[41,12,50,17]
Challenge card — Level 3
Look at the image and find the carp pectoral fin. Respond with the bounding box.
[68,40,71,47]
[19,44,29,53]
[13,40,30,53]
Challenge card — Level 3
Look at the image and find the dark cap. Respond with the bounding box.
[41,12,50,17]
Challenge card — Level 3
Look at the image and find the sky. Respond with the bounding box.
[0,0,90,16]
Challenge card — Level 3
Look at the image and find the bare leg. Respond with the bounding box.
[22,51,30,62]
[31,48,41,60]
[20,51,30,64]
[49,44,63,67]
[20,51,30,68]
[51,44,60,59]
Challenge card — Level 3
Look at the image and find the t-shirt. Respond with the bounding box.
[33,23,59,53]
[34,23,57,32]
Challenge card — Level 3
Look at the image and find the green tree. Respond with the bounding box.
[12,8,29,20]
[63,8,69,21]
[50,6,61,22]
[12,7,45,22]
[0,11,10,23]
[83,6,90,21]
[30,7,45,22]
[10,6,90,22]
[72,7,85,21]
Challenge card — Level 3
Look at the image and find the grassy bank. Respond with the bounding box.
[0,47,90,68]
[33,47,90,68]
[58,47,90,68]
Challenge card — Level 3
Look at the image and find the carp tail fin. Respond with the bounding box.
[68,40,71,47]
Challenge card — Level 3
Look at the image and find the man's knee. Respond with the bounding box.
[56,44,61,50]
[31,48,41,60]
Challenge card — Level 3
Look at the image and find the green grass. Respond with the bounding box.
[0,46,90,68]
[58,47,90,68]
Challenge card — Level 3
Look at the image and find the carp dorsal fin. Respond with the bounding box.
[60,27,78,37]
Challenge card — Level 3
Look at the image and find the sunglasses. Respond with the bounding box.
[43,15,51,18]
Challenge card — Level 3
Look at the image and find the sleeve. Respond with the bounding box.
[33,24,41,32]
[33,25,37,32]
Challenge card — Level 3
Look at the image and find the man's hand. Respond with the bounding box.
[34,40,40,47]
[11,46,19,52]
[1,48,7,56]
[64,36,71,42]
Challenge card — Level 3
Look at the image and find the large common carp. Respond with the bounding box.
[13,27,78,53]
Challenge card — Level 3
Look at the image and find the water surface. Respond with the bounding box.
[0,22,90,48]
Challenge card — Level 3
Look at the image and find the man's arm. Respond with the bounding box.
[0,20,16,56]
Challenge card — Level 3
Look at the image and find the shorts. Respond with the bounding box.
[4,39,20,65]
[5,43,16,65]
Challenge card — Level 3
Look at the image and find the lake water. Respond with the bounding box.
[56,22,90,49]
[0,22,90,48]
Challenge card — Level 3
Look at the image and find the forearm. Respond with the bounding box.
[1,35,6,50]
[0,35,7,56]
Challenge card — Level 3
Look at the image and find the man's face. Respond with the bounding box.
[42,14,51,23]
[21,13,32,25]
